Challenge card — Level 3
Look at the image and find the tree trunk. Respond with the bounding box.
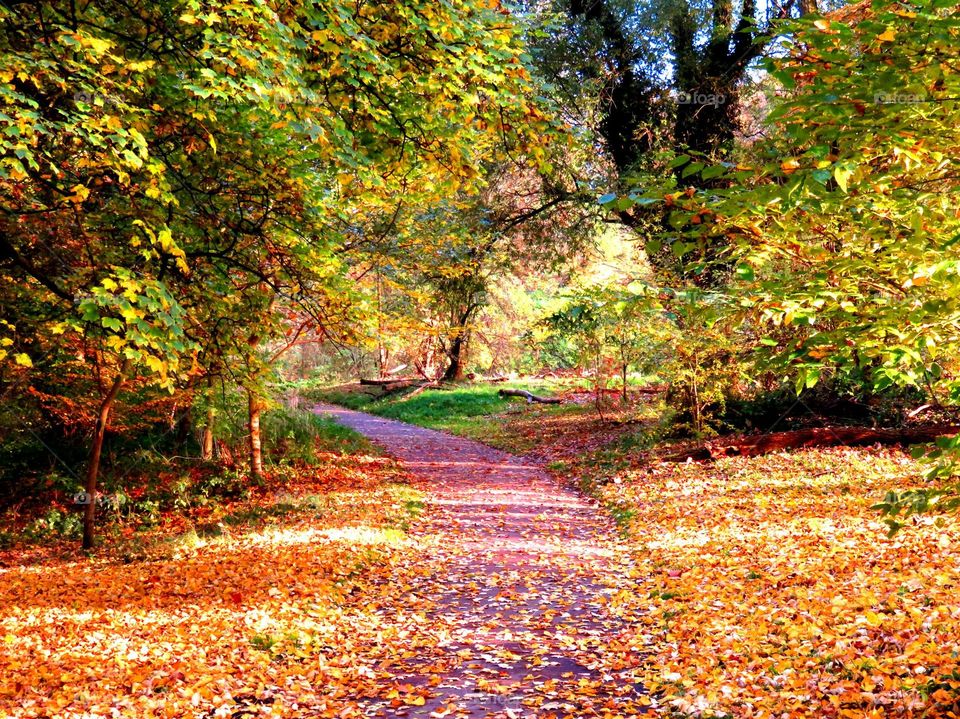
[201,377,215,461]
[593,351,606,422]
[174,404,192,452]
[443,333,467,382]
[82,361,128,550]
[375,266,388,379]
[247,389,264,481]
[621,363,629,403]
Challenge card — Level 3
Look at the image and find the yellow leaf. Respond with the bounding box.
[781,158,800,174]
[69,184,90,203]
[877,28,896,42]
[145,355,165,374]
[13,353,31,368]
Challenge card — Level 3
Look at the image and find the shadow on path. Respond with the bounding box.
[314,404,648,718]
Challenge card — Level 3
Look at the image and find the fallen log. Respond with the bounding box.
[634,385,668,395]
[672,424,960,461]
[403,380,441,400]
[498,389,562,405]
[381,381,422,393]
[359,377,423,386]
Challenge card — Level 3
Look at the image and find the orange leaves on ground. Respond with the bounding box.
[601,447,960,718]
[0,454,422,718]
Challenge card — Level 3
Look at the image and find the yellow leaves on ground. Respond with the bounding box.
[601,447,960,718]
[0,456,422,718]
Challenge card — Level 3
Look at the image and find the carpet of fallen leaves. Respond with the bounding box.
[0,452,429,718]
[8,398,960,719]
[596,447,960,718]
[314,405,651,718]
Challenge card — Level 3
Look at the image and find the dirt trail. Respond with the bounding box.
[314,404,648,718]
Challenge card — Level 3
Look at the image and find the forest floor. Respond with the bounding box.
[314,383,960,718]
[0,401,650,719]
[313,403,650,717]
[5,385,960,718]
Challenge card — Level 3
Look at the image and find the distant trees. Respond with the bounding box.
[544,286,662,415]
[351,157,595,383]
[532,0,827,187]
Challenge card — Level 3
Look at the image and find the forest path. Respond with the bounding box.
[314,404,647,718]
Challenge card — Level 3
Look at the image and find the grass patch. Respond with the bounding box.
[367,386,513,435]
[311,380,572,446]
[263,406,379,461]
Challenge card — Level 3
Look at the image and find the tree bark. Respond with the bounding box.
[673,424,960,461]
[247,389,264,481]
[174,404,192,452]
[201,376,215,461]
[443,333,467,382]
[499,389,562,404]
[82,360,128,550]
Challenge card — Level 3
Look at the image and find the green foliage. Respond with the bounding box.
[654,1,960,402]
[613,0,960,513]
[22,509,83,542]
[542,282,742,433]
[541,283,669,412]
[260,407,375,461]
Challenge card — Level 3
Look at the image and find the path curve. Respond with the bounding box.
[314,404,647,718]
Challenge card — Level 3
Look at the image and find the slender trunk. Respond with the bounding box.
[201,377,215,461]
[621,362,628,403]
[691,362,701,435]
[376,267,387,378]
[82,361,128,550]
[174,404,192,452]
[247,388,263,481]
[594,351,606,422]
